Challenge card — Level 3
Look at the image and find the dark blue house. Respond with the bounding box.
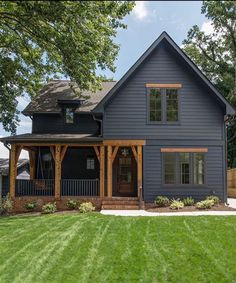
[1,32,235,209]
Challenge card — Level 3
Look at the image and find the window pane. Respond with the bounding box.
[149,89,161,121]
[194,153,204,184]
[164,153,176,184]
[166,89,178,122]
[87,158,95,170]
[65,108,74,124]
[180,153,190,184]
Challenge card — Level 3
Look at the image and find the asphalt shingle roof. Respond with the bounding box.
[22,80,116,115]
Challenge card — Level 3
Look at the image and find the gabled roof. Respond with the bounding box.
[23,80,116,116]
[94,31,235,115]
[0,158,29,176]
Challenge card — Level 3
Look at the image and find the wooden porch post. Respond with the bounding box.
[107,145,112,197]
[9,144,17,198]
[29,150,36,179]
[137,145,143,198]
[55,145,62,199]
[99,146,105,197]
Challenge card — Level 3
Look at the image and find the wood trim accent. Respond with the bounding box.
[23,146,37,152]
[107,145,112,198]
[29,150,36,179]
[146,83,182,88]
[111,146,119,163]
[99,146,105,197]
[60,145,68,162]
[137,146,143,198]
[131,146,138,163]
[93,146,100,163]
[9,144,17,198]
[50,146,55,160]
[55,145,61,199]
[160,148,208,153]
[103,140,146,146]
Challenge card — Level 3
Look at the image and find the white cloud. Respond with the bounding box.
[133,1,149,20]
[201,21,214,36]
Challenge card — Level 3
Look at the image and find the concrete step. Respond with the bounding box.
[102,200,139,205]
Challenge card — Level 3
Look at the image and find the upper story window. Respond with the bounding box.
[65,108,74,124]
[147,86,180,123]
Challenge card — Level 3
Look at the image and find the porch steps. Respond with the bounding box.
[101,197,140,210]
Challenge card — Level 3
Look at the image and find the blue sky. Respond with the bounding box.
[0,1,212,157]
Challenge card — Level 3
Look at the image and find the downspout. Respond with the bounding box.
[92,114,103,137]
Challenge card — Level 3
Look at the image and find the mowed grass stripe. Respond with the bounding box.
[0,214,236,283]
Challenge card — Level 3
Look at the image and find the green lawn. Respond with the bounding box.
[0,213,236,283]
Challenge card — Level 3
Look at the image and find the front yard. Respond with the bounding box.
[0,213,236,283]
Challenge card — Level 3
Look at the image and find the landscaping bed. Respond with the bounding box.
[146,203,236,212]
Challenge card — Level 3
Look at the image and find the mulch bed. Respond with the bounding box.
[146,204,236,213]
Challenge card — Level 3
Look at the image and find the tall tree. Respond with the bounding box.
[0,1,134,133]
[183,0,236,167]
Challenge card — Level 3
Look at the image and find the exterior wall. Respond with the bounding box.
[32,113,99,135]
[35,147,99,180]
[103,41,224,140]
[143,141,226,202]
[103,41,226,202]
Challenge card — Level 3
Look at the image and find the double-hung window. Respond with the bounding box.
[163,151,206,185]
[148,87,179,123]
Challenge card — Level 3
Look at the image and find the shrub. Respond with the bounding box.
[0,194,13,215]
[79,202,95,213]
[25,201,37,211]
[182,197,195,206]
[155,196,170,207]
[42,202,57,214]
[206,195,220,205]
[170,199,184,210]
[66,199,78,210]
[196,199,214,210]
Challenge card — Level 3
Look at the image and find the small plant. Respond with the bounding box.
[66,199,78,210]
[170,199,184,210]
[0,194,13,215]
[79,202,95,213]
[196,199,214,210]
[206,195,220,205]
[25,201,37,211]
[155,196,170,207]
[42,202,57,214]
[182,197,195,206]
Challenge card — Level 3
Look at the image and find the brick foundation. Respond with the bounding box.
[12,196,102,213]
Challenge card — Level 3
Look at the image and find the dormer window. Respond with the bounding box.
[65,108,74,124]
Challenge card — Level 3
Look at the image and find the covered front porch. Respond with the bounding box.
[4,135,145,204]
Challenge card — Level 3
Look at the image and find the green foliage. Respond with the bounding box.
[182,1,236,167]
[66,199,79,210]
[196,199,215,209]
[155,196,170,207]
[0,1,134,133]
[170,199,184,210]
[0,193,13,215]
[206,195,220,205]
[182,197,195,206]
[24,201,37,211]
[79,202,95,213]
[42,202,57,214]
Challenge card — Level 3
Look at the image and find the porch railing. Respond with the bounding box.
[16,179,55,196]
[61,179,99,196]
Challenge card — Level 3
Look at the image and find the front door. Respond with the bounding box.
[114,148,137,196]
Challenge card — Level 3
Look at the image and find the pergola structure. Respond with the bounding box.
[5,136,146,200]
